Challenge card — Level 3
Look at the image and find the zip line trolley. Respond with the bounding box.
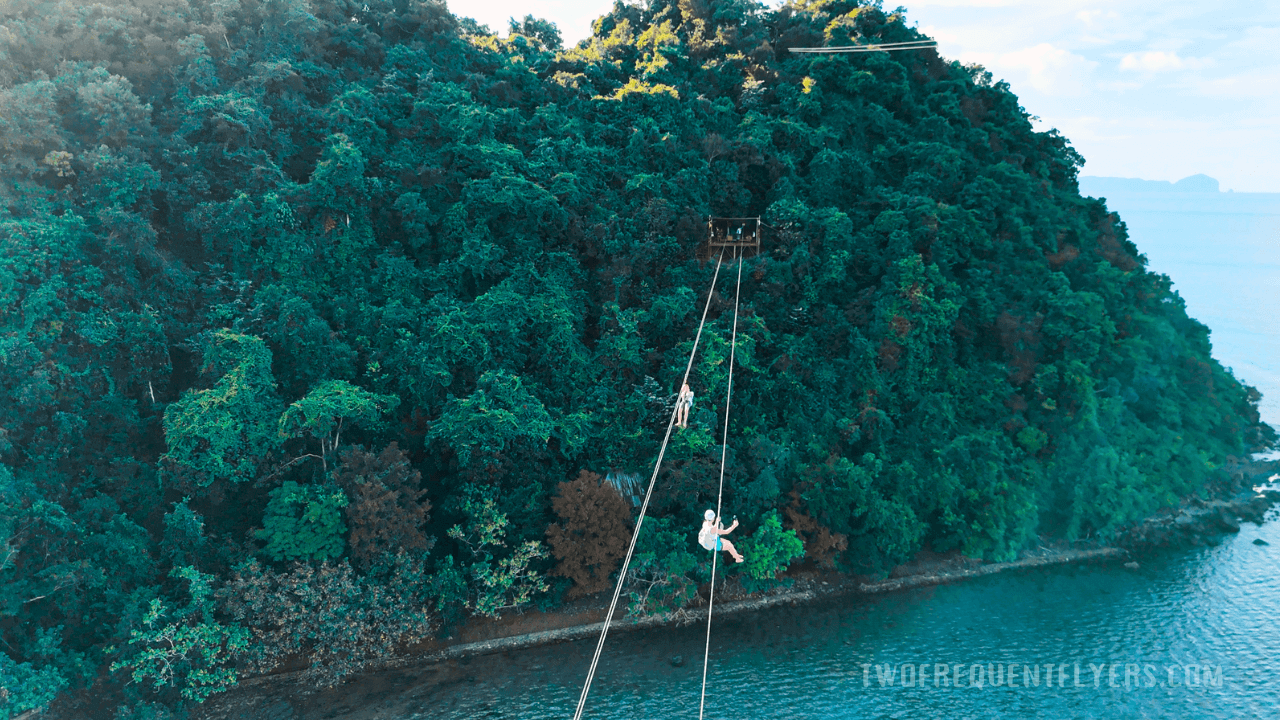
[707,216,762,251]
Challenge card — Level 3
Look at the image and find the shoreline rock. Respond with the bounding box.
[1114,458,1279,550]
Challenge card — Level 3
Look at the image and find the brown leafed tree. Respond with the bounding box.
[546,470,632,597]
[783,488,848,568]
[335,443,432,568]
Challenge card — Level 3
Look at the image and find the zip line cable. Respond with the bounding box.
[698,247,744,720]
[571,250,727,720]
[789,39,937,53]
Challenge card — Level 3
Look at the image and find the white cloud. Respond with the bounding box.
[893,0,1029,6]
[1119,50,1212,72]
[1238,114,1280,129]
[1192,70,1280,98]
[1098,80,1142,92]
[1224,25,1280,54]
[1077,9,1103,24]
[457,0,610,45]
[966,43,1098,97]
[919,24,965,44]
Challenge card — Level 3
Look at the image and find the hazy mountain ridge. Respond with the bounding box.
[1081,174,1221,194]
[1080,175,1280,214]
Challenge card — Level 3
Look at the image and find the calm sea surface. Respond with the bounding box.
[360,508,1280,720]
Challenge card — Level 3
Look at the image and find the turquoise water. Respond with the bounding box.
[373,509,1280,719]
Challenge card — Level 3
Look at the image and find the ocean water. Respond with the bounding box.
[325,508,1280,720]
[1090,190,1280,439]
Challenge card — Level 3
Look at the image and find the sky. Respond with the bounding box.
[454,1,1280,193]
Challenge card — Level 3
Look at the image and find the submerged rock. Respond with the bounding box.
[670,655,685,667]
[1124,561,1140,569]
[1254,538,1270,546]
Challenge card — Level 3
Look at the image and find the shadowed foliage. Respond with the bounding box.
[218,554,436,687]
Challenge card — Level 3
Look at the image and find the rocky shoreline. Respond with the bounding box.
[197,545,1129,720]
[234,547,1125,689]
[187,459,1280,720]
[1114,459,1280,550]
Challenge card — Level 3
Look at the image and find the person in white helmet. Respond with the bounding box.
[698,509,743,563]
[675,382,694,429]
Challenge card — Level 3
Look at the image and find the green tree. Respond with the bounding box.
[446,496,549,618]
[625,516,700,618]
[109,567,249,703]
[254,481,348,563]
[509,15,563,52]
[160,499,209,570]
[0,650,67,719]
[278,380,400,475]
[428,371,555,467]
[161,331,282,487]
[736,510,805,593]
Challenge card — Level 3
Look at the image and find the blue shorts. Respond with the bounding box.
[715,537,723,551]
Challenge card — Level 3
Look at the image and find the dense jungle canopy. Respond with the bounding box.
[1,0,1273,714]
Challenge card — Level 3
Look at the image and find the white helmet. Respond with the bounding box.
[704,509,716,521]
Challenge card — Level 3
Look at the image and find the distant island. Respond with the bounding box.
[1080,174,1221,195]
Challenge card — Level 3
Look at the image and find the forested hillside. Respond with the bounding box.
[1,0,1272,715]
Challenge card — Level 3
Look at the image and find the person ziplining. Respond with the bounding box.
[569,250,729,720]
[698,509,744,563]
[571,237,751,720]
[697,247,745,720]
[676,382,694,429]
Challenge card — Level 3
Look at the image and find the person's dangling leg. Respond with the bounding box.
[720,538,744,563]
